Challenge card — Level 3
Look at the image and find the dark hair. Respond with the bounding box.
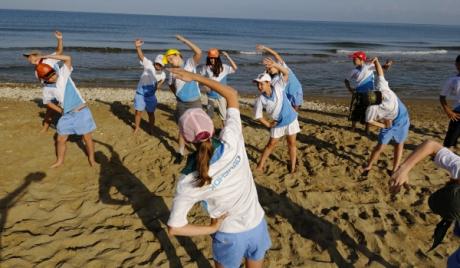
[456,55,460,63]
[206,56,223,77]
[195,139,213,187]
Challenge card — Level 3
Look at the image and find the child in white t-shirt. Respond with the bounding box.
[440,55,460,148]
[256,44,304,110]
[362,58,409,176]
[23,31,63,133]
[390,140,460,266]
[344,51,392,132]
[133,39,166,135]
[166,68,271,268]
[253,58,300,174]
[200,48,237,123]
[37,54,96,168]
[163,35,203,164]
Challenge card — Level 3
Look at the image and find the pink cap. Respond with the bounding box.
[179,108,214,143]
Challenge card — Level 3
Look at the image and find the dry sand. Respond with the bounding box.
[1,86,459,267]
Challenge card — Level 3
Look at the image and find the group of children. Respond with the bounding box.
[23,31,460,266]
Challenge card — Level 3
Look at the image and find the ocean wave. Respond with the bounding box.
[337,49,448,55]
[239,51,262,55]
[314,41,387,48]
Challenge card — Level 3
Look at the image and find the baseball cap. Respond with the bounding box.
[253,73,272,83]
[208,48,220,58]
[23,50,42,58]
[349,51,367,61]
[179,108,214,143]
[163,49,181,65]
[155,54,165,66]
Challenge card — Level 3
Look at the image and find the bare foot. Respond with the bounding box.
[360,166,371,177]
[50,161,63,168]
[39,127,48,134]
[133,128,140,135]
[88,158,96,167]
[255,165,264,173]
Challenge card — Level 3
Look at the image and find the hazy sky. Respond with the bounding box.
[1,0,459,25]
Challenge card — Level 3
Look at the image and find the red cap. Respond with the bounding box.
[349,51,367,61]
[35,63,55,80]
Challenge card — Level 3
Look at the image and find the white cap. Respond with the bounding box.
[155,54,165,66]
[253,72,272,83]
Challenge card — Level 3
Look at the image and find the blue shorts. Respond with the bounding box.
[57,107,96,135]
[212,218,271,267]
[134,93,157,113]
[378,99,410,145]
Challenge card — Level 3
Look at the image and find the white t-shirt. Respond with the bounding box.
[348,63,375,93]
[200,64,235,99]
[440,75,460,108]
[200,64,235,83]
[365,76,399,122]
[168,108,265,233]
[168,57,201,102]
[434,147,460,179]
[136,57,165,93]
[253,77,297,128]
[42,64,85,113]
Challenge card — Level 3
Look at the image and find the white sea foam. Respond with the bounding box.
[337,49,448,55]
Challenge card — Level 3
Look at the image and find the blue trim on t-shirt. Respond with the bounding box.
[356,74,374,93]
[136,84,157,97]
[285,69,303,106]
[63,80,84,113]
[207,75,227,99]
[176,81,201,102]
[276,91,298,128]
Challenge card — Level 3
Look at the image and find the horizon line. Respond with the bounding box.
[1,8,460,28]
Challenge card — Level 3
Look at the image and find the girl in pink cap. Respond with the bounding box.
[167,68,271,268]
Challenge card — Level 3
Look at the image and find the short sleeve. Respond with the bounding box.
[56,64,72,88]
[375,76,389,91]
[220,108,243,145]
[434,147,460,179]
[365,63,376,72]
[253,97,264,120]
[167,177,199,227]
[348,69,358,81]
[42,88,54,105]
[141,57,155,71]
[365,105,379,122]
[440,78,453,97]
[184,58,197,72]
[223,64,235,75]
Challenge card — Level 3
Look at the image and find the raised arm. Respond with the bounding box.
[390,140,444,193]
[134,39,145,62]
[256,44,284,63]
[371,57,384,77]
[221,51,238,71]
[176,35,202,65]
[41,54,72,69]
[54,31,63,55]
[264,57,289,82]
[169,68,238,109]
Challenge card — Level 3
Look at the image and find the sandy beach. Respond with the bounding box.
[1,84,459,267]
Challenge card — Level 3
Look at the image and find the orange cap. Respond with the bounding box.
[208,48,220,58]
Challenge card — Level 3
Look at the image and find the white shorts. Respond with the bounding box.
[270,119,300,139]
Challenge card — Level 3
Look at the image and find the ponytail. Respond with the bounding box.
[195,139,213,187]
